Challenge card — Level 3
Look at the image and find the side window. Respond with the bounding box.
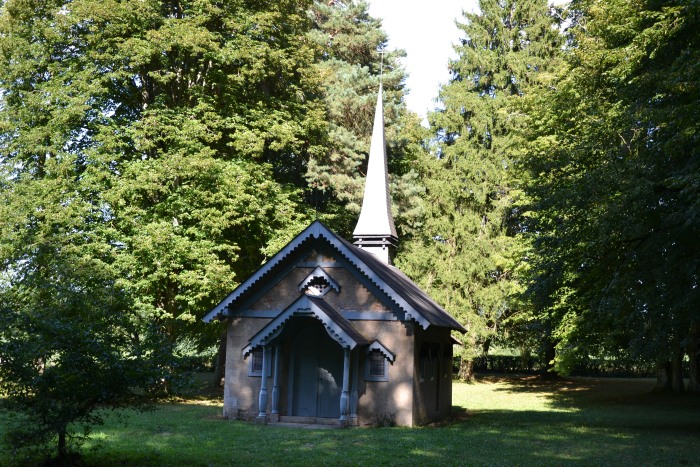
[365,349,389,382]
[248,347,264,377]
[365,341,396,381]
[364,340,394,382]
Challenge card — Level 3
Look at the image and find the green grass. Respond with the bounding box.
[2,374,699,466]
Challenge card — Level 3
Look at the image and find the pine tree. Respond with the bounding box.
[397,0,562,380]
[306,0,426,239]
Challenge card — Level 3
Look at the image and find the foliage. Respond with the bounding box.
[306,0,427,239]
[0,0,327,358]
[0,255,171,461]
[0,0,327,460]
[398,0,563,379]
[470,352,655,377]
[0,137,169,460]
[519,0,700,389]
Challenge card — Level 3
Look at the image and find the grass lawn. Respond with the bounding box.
[2,374,699,466]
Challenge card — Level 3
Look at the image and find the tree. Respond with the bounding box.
[306,0,426,239]
[0,74,168,460]
[0,0,327,458]
[520,0,700,389]
[89,0,326,352]
[398,0,562,380]
[1,0,329,367]
[0,252,170,461]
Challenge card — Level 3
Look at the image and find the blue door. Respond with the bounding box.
[291,322,342,418]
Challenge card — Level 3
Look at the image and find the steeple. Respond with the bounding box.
[353,84,398,264]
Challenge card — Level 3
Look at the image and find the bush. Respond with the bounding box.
[459,354,655,377]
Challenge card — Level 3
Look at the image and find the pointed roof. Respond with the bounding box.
[242,295,369,355]
[202,221,465,332]
[353,84,398,240]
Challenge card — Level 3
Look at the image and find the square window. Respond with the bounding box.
[248,347,269,377]
[365,349,388,382]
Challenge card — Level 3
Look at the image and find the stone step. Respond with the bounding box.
[278,416,340,425]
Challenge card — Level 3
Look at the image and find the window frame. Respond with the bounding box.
[364,349,389,382]
[247,347,272,377]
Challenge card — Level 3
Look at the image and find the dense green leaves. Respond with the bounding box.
[0,0,326,340]
[520,0,700,388]
[398,0,561,379]
[0,250,171,461]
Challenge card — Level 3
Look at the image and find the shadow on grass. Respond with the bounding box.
[83,401,700,466]
[483,374,700,411]
[22,375,700,466]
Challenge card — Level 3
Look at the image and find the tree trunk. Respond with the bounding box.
[57,427,67,462]
[458,358,475,382]
[687,323,700,392]
[212,329,227,388]
[541,339,557,378]
[482,338,492,356]
[654,361,672,392]
[671,337,685,393]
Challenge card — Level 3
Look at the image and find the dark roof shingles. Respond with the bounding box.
[335,235,466,332]
[307,296,370,346]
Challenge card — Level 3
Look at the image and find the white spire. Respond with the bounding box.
[353,84,398,264]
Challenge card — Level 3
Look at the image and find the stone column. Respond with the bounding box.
[339,348,350,423]
[257,346,270,421]
[350,351,359,425]
[270,344,281,422]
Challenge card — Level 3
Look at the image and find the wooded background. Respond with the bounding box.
[1,0,698,456]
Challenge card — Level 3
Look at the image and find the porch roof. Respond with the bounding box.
[242,295,369,355]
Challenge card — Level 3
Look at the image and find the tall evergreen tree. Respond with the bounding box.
[397,0,562,380]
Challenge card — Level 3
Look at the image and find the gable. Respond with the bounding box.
[242,250,390,314]
[203,221,465,333]
[242,295,370,355]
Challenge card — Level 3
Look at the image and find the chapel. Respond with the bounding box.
[203,86,465,426]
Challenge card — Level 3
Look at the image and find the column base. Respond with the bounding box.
[269,413,279,423]
[254,415,268,425]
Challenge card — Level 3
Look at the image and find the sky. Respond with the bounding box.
[367,0,480,123]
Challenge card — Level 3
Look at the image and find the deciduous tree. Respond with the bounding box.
[521,0,700,389]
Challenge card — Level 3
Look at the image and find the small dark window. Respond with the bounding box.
[252,349,263,372]
[369,350,385,377]
[365,349,388,382]
[248,348,264,376]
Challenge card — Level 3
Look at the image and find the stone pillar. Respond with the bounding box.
[270,344,281,422]
[339,348,350,423]
[257,346,270,422]
[350,350,359,425]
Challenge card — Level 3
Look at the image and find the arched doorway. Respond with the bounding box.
[290,319,343,418]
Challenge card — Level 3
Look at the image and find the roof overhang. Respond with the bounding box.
[203,220,465,333]
[242,295,369,356]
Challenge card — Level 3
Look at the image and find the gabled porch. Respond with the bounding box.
[242,295,368,426]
